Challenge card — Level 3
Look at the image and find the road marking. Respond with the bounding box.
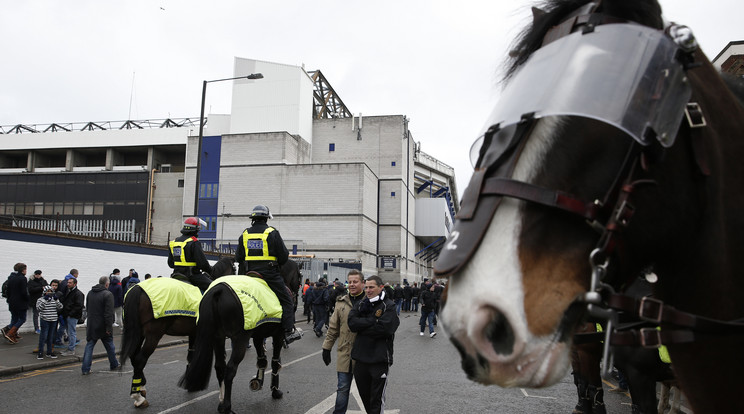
[304,378,400,413]
[519,388,557,400]
[157,350,323,414]
[163,360,180,365]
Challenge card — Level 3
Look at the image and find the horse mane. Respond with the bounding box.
[505,0,664,80]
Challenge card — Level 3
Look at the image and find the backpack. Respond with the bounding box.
[1,279,8,298]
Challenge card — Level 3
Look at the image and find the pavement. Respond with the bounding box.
[0,325,187,377]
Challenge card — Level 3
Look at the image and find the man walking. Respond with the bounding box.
[59,277,84,356]
[2,263,30,344]
[321,270,365,414]
[348,275,400,414]
[81,276,119,374]
[419,282,438,338]
[235,205,301,346]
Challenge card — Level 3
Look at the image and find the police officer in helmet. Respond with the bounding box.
[236,205,302,346]
[168,217,214,291]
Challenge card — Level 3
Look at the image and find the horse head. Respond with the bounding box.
[434,0,744,392]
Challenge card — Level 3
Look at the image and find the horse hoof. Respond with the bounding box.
[217,402,232,413]
[272,389,283,399]
[249,378,262,391]
[135,400,149,409]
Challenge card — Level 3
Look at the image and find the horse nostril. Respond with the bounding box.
[483,307,515,356]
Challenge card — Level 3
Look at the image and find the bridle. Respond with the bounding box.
[434,2,744,375]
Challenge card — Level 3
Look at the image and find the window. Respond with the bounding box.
[391,192,396,197]
[329,143,335,152]
[178,179,184,188]
[391,161,396,166]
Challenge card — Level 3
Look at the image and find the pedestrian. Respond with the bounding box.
[120,268,134,294]
[403,283,412,312]
[81,276,119,375]
[59,277,85,356]
[27,269,48,334]
[321,270,365,414]
[235,204,301,345]
[348,275,400,414]
[109,268,120,284]
[36,285,62,359]
[312,281,330,337]
[108,275,124,327]
[53,268,78,346]
[2,263,30,344]
[393,283,404,315]
[302,278,311,321]
[144,273,152,280]
[419,282,438,338]
[125,271,141,292]
[411,282,420,312]
[168,218,213,290]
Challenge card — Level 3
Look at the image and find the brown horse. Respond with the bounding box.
[434,1,744,412]
[119,256,235,408]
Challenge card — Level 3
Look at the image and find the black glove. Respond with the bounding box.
[322,349,332,366]
[359,298,373,313]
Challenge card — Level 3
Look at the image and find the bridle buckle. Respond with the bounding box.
[639,327,662,349]
[639,296,663,323]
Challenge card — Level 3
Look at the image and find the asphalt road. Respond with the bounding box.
[1,309,642,413]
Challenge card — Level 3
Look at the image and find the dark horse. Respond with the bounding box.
[177,273,292,414]
[119,256,235,408]
[434,1,744,412]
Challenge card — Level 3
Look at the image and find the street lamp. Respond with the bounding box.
[194,72,264,216]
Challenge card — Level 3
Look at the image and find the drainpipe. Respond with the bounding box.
[145,168,158,243]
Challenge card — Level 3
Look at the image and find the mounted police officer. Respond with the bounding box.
[235,205,302,346]
[168,217,213,291]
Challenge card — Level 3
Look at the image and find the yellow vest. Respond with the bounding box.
[242,228,276,261]
[170,237,197,266]
[200,276,282,330]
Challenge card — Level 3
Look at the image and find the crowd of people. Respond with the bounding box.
[1,263,154,371]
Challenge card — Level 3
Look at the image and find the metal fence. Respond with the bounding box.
[10,217,144,243]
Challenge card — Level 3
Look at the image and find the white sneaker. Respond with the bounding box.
[419,332,424,336]
[430,332,437,338]
[113,323,120,327]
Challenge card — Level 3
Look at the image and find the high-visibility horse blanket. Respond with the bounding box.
[199,275,282,330]
[131,277,202,318]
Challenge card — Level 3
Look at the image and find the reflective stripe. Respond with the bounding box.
[170,237,197,266]
[243,228,276,261]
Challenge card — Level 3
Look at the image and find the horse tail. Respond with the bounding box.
[119,285,145,368]
[178,285,220,391]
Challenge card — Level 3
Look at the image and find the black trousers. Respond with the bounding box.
[353,361,389,414]
[261,272,295,332]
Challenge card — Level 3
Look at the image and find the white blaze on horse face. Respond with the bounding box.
[443,117,570,387]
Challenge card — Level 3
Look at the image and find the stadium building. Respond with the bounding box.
[0,58,458,283]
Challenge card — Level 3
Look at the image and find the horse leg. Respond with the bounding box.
[130,333,162,408]
[213,337,229,413]
[249,335,267,391]
[218,335,249,414]
[270,332,283,399]
[571,324,605,414]
[658,382,670,413]
[626,368,658,414]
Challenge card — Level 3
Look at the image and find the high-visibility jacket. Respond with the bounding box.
[242,228,277,261]
[170,237,198,266]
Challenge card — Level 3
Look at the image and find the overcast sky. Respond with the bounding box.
[2,1,741,198]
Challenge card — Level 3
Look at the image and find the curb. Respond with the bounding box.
[0,338,188,378]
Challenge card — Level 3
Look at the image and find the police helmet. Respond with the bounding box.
[250,205,273,220]
[182,217,207,232]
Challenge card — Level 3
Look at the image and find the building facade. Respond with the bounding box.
[0,58,457,284]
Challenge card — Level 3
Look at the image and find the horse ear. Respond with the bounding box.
[531,7,547,25]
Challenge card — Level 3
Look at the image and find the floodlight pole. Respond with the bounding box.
[194,73,263,216]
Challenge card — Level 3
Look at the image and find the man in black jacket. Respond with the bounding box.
[27,269,48,334]
[59,277,85,356]
[2,263,30,344]
[235,205,301,346]
[81,276,119,374]
[348,275,400,414]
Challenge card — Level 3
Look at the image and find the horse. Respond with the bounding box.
[119,256,235,408]
[433,1,744,412]
[177,274,290,414]
[280,258,301,312]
